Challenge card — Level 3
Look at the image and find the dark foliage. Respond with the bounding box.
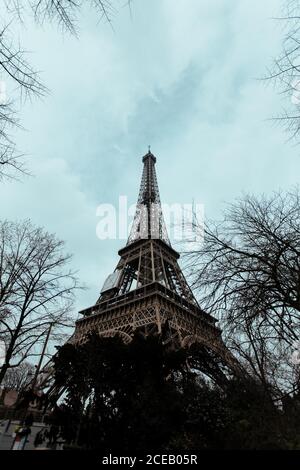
[49,332,300,451]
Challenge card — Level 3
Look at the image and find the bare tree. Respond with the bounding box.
[185,188,300,397]
[220,314,299,400]
[0,219,80,387]
[0,0,125,179]
[1,360,34,391]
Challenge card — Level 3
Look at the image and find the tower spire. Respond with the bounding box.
[127,150,170,245]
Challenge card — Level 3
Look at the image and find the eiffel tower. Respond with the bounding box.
[26,149,242,404]
[69,150,238,378]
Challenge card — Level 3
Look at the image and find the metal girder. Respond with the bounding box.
[30,150,242,399]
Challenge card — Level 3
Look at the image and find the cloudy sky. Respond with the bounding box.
[0,0,299,319]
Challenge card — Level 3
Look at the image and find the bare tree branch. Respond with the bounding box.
[265,0,300,142]
[0,0,124,179]
[0,219,81,387]
[1,360,34,390]
[184,188,300,398]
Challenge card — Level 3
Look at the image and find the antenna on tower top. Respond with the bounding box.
[148,145,151,153]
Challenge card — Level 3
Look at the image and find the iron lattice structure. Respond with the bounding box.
[127,151,170,245]
[23,149,244,408]
[67,150,240,380]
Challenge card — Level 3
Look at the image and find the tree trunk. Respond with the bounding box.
[0,362,9,386]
